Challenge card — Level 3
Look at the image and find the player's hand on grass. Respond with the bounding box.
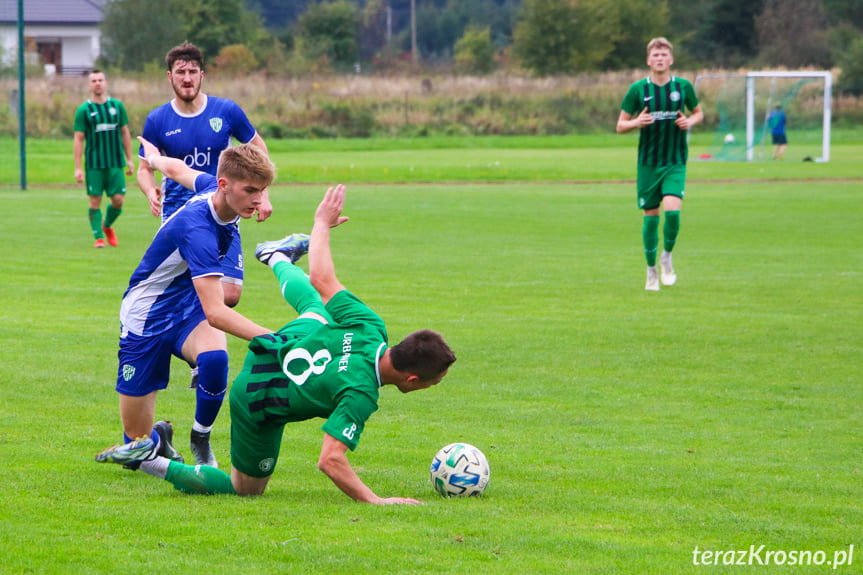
[376,496,424,505]
[315,184,350,229]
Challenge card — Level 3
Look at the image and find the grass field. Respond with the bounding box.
[1,136,862,574]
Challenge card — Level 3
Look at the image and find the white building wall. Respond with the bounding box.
[0,24,100,70]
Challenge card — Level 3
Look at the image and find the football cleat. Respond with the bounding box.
[659,251,676,286]
[95,436,156,465]
[254,233,310,265]
[94,238,107,248]
[645,266,660,291]
[153,420,184,463]
[190,429,218,468]
[102,225,118,247]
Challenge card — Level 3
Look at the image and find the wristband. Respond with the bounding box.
[147,154,158,169]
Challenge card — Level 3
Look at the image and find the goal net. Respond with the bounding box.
[693,71,832,162]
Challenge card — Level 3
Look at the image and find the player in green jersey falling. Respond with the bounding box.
[73,70,134,248]
[96,184,456,504]
[617,38,703,291]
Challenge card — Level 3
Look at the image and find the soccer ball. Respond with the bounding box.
[430,443,490,497]
[724,133,735,144]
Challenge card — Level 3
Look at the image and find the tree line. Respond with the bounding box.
[98,0,863,94]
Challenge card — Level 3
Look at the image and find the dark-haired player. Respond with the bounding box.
[97,185,456,504]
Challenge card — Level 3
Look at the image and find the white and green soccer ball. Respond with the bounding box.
[724,133,735,144]
[430,443,490,497]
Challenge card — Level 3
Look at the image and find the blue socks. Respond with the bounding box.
[194,350,229,428]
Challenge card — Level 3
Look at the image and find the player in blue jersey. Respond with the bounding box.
[114,136,285,469]
[136,42,272,308]
[136,43,274,453]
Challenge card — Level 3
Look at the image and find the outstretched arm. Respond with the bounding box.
[317,433,421,505]
[193,275,272,340]
[308,184,350,305]
[137,136,202,193]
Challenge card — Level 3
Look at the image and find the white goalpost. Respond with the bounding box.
[693,70,832,163]
[744,71,832,162]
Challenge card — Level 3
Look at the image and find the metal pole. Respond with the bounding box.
[411,0,417,62]
[17,0,26,190]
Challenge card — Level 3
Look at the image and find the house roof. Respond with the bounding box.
[0,0,104,25]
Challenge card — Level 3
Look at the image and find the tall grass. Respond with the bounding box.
[3,70,861,139]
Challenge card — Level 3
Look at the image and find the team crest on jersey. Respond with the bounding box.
[122,364,136,381]
[670,91,681,102]
[210,117,223,133]
[109,107,117,116]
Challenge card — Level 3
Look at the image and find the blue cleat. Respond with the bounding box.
[95,436,156,466]
[254,233,310,265]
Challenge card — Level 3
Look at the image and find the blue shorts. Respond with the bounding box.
[116,306,207,396]
[222,230,244,283]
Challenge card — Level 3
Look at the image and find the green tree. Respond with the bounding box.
[755,0,831,67]
[837,37,863,95]
[100,0,186,69]
[704,0,764,66]
[513,0,618,75]
[600,0,670,70]
[212,44,259,76]
[183,0,267,63]
[454,26,496,75]
[296,1,360,69]
[359,0,389,61]
[100,0,269,71]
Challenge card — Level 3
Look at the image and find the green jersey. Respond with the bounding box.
[621,76,699,166]
[235,290,387,451]
[73,98,129,170]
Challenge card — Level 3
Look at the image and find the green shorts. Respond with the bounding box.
[86,168,126,197]
[229,317,326,478]
[636,164,686,210]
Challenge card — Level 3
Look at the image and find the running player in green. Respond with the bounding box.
[617,38,703,291]
[73,70,134,248]
[96,184,457,504]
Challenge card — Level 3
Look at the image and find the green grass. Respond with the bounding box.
[2,130,863,185]
[1,136,862,573]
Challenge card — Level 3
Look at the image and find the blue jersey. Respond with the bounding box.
[139,94,258,219]
[120,174,238,337]
[769,110,786,136]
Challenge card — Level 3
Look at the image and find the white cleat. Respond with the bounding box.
[659,251,676,286]
[645,266,660,291]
